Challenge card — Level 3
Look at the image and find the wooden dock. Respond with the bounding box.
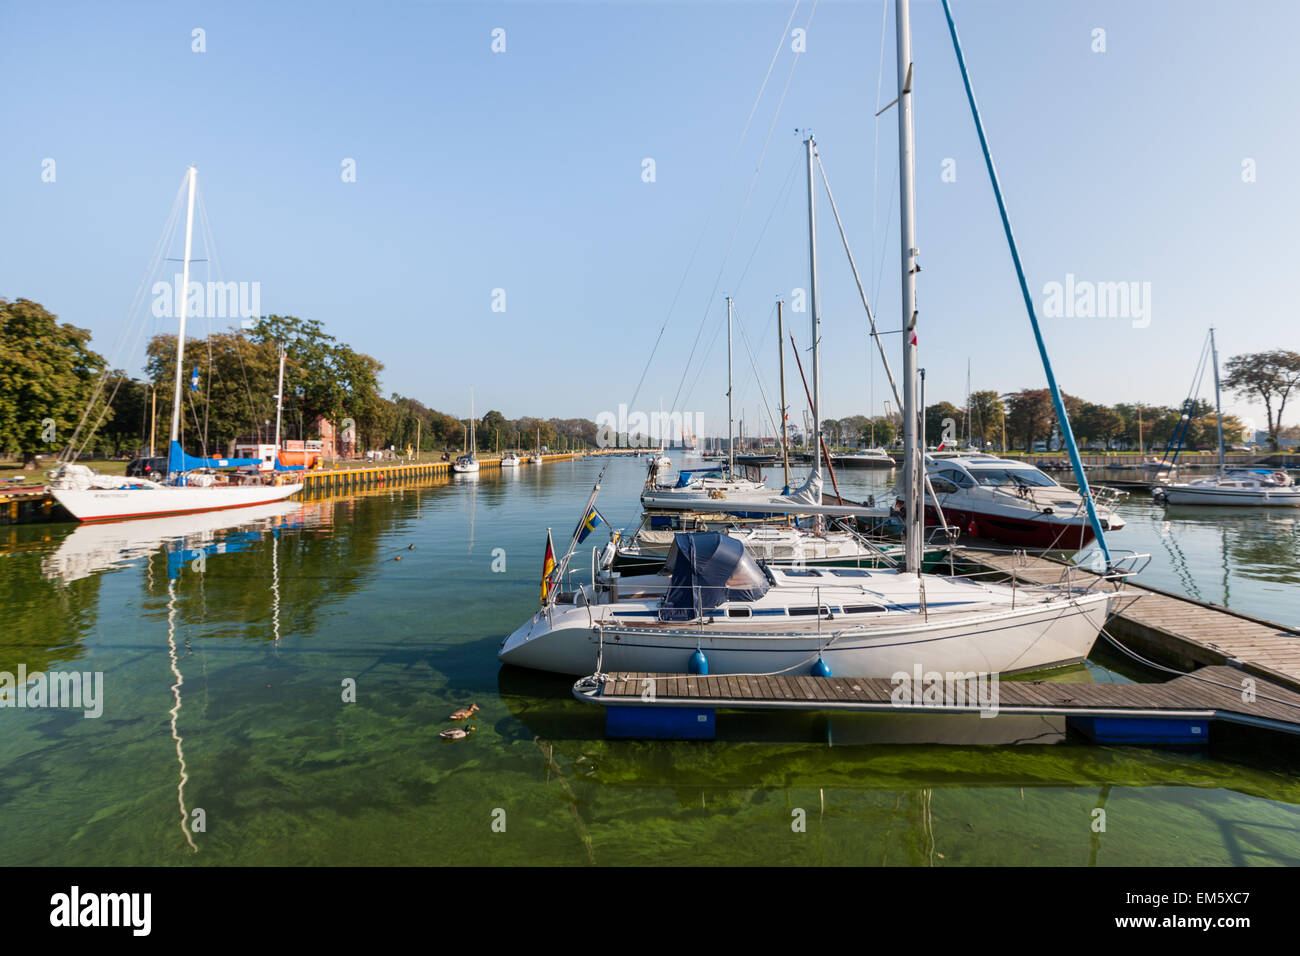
[953,548,1300,694]
[576,665,1300,743]
[573,544,1300,744]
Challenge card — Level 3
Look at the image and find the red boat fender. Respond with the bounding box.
[967,518,979,538]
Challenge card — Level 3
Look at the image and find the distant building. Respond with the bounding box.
[311,415,355,458]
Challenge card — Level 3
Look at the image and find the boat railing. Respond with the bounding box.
[1085,485,1124,514]
[944,546,1153,596]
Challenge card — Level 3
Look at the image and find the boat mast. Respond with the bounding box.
[778,298,790,488]
[896,0,922,573]
[273,347,286,450]
[469,388,476,457]
[965,358,972,445]
[168,166,198,469]
[1210,327,1225,471]
[804,135,823,483]
[726,295,735,474]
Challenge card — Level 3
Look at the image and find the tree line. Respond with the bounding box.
[0,300,599,466]
[3,297,1297,466]
[824,374,1299,454]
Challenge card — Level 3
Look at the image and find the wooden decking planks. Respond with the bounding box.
[954,547,1300,691]
[593,664,1300,733]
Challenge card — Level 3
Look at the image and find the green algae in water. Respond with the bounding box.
[1,462,1298,865]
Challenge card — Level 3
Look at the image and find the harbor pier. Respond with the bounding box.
[575,545,1300,744]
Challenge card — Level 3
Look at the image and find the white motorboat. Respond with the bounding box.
[500,532,1112,677]
[500,452,521,468]
[832,448,896,468]
[1156,469,1299,506]
[47,167,302,522]
[904,453,1125,549]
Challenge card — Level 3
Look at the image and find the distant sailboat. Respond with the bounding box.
[453,389,480,473]
[1155,329,1299,506]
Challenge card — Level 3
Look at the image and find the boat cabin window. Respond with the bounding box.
[971,468,1057,488]
[789,606,831,617]
[843,604,887,614]
[781,568,823,577]
[937,468,974,488]
[929,477,959,494]
[726,607,752,618]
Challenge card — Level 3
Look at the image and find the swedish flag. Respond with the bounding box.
[573,506,606,545]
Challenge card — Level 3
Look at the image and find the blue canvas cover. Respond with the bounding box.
[658,532,770,622]
[673,468,727,488]
[167,440,262,476]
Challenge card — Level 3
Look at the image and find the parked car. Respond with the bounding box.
[126,456,167,478]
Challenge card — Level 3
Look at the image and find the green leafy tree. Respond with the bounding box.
[0,299,109,467]
[1004,389,1054,450]
[1223,350,1300,451]
[923,402,962,446]
[966,390,1004,447]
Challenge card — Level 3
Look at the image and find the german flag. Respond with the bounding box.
[539,530,557,605]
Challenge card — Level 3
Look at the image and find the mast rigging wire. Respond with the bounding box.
[625,0,805,415]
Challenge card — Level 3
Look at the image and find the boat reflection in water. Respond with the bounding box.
[41,502,304,585]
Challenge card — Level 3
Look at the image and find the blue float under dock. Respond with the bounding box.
[574,666,1300,745]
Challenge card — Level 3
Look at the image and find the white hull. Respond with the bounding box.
[501,590,1111,678]
[452,461,480,473]
[1160,486,1300,506]
[50,482,302,523]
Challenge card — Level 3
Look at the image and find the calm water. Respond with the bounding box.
[2,457,1298,866]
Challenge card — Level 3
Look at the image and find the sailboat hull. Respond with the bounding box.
[1158,485,1300,506]
[50,483,302,523]
[500,592,1111,678]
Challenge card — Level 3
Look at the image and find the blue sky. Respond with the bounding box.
[2,0,1296,438]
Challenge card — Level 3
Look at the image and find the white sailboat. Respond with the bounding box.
[452,389,480,473]
[528,427,544,465]
[48,167,302,522]
[1155,329,1299,506]
[640,295,814,511]
[503,3,1126,679]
